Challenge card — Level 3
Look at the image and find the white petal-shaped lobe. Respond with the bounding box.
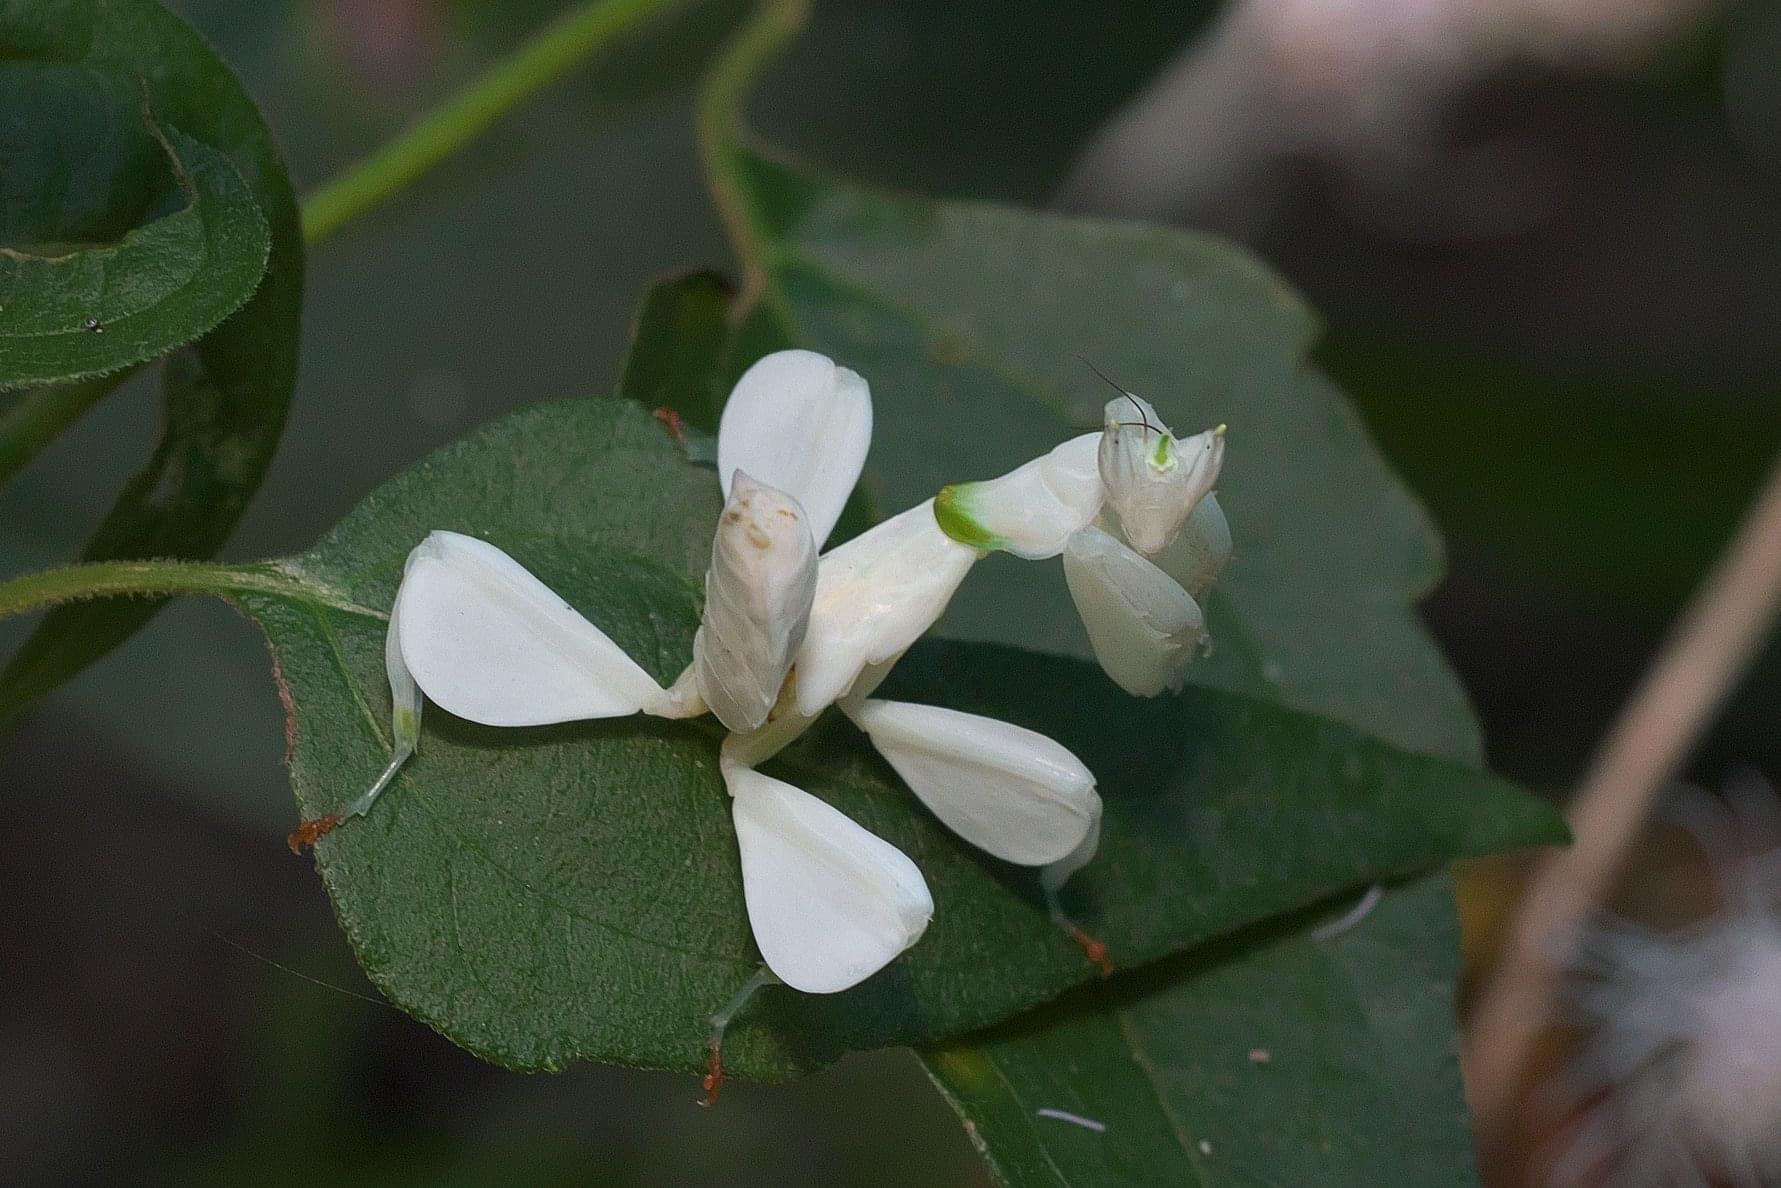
[395,531,664,726]
[718,349,872,549]
[935,433,1105,558]
[694,472,818,732]
[1147,492,1232,596]
[794,500,979,716]
[1063,524,1204,697]
[727,767,933,994]
[849,699,1100,866]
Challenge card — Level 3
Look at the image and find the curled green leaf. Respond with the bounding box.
[0,101,270,389]
[0,0,303,720]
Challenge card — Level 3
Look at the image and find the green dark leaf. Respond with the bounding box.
[0,94,270,388]
[924,875,1479,1188]
[715,149,1472,761]
[0,0,303,718]
[237,398,1557,1079]
[704,22,1525,1180]
[708,162,1504,1183]
[615,268,735,433]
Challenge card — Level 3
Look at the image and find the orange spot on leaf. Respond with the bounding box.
[699,1039,724,1108]
[1062,921,1115,978]
[653,406,686,445]
[287,812,343,855]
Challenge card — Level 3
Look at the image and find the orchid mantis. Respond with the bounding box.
[290,349,1230,1101]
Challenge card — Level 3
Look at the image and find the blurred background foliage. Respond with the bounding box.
[3,0,1779,1182]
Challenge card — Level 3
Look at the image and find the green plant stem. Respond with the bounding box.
[0,559,384,622]
[301,0,687,244]
[0,372,138,489]
[695,0,806,296]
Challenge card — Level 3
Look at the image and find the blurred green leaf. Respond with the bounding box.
[0,0,303,719]
[750,0,1216,201]
[236,397,1553,1079]
[1318,333,1781,619]
[615,268,734,432]
[924,875,1478,1188]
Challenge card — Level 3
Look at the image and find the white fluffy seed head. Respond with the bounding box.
[1551,786,1781,1186]
[1556,916,1781,1186]
[694,470,818,734]
[1674,924,1781,1155]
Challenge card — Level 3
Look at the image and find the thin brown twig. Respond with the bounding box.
[1466,449,1781,1146]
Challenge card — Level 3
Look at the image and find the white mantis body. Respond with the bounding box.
[293,349,1231,1100]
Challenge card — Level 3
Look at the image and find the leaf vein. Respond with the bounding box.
[309,604,388,749]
